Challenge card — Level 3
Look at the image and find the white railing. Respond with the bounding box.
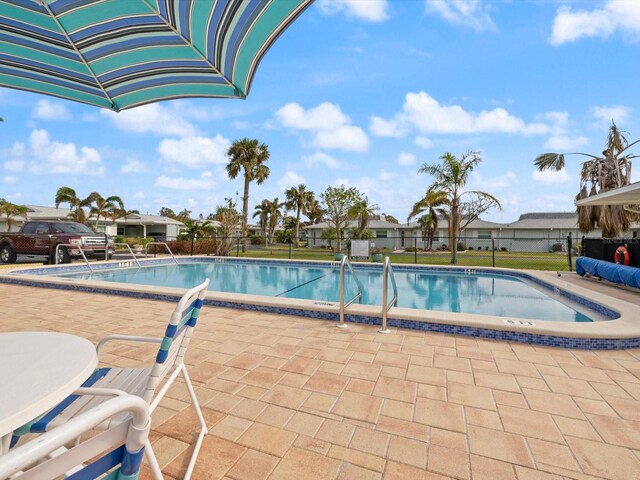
[144,242,178,264]
[111,242,141,268]
[379,256,398,334]
[54,243,93,272]
[337,256,363,328]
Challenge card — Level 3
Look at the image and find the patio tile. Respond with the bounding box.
[427,444,470,479]
[405,365,446,386]
[328,444,386,472]
[294,434,331,455]
[209,415,253,442]
[498,405,564,443]
[342,361,382,382]
[387,435,427,468]
[269,447,341,480]
[467,425,534,467]
[165,435,246,479]
[304,371,350,396]
[376,415,428,441]
[523,388,585,419]
[350,427,390,457]
[474,371,521,393]
[414,398,466,433]
[430,427,468,452]
[332,391,384,423]
[566,436,640,479]
[587,413,640,449]
[381,399,414,421]
[281,355,322,375]
[237,422,298,456]
[447,382,496,410]
[372,376,417,403]
[526,438,580,471]
[225,449,279,480]
[285,411,325,436]
[469,455,516,480]
[255,404,295,428]
[336,462,382,480]
[315,418,356,446]
[346,378,376,395]
[383,461,449,480]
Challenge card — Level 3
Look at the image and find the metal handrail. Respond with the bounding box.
[111,242,141,268]
[144,242,178,264]
[380,257,398,334]
[337,255,363,328]
[54,243,93,272]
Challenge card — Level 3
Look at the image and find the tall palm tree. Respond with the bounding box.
[417,151,501,263]
[89,193,124,228]
[408,188,449,251]
[54,187,94,224]
[285,184,314,247]
[252,200,270,236]
[0,199,28,232]
[534,121,638,237]
[226,138,270,252]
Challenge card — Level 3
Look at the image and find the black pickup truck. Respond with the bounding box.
[0,220,113,264]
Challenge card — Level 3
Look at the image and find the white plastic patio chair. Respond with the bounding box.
[0,395,151,480]
[11,279,210,480]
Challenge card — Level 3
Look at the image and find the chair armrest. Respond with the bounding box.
[75,387,129,397]
[96,335,163,356]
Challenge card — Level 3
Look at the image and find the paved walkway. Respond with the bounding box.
[3,283,640,479]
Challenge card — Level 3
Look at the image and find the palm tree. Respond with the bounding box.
[349,196,379,234]
[408,188,449,251]
[181,218,213,255]
[0,199,28,232]
[54,187,94,224]
[252,200,270,237]
[89,193,124,228]
[265,197,285,243]
[534,121,638,237]
[416,151,501,263]
[305,198,324,225]
[226,138,270,252]
[285,184,314,247]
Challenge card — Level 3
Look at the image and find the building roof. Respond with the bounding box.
[25,205,73,220]
[305,219,402,230]
[506,212,579,230]
[576,181,640,206]
[113,213,184,226]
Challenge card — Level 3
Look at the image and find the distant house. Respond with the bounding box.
[305,212,640,252]
[0,205,184,239]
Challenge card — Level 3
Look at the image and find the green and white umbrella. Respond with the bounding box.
[0,0,312,111]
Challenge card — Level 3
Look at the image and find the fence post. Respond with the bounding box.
[414,237,417,264]
[289,241,292,259]
[48,236,53,264]
[104,233,108,261]
[236,236,240,257]
[492,239,495,267]
[567,233,573,272]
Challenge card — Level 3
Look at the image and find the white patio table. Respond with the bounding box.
[0,332,97,454]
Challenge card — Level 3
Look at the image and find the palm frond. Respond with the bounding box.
[534,153,565,172]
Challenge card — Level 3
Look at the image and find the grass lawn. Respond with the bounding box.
[235,246,573,271]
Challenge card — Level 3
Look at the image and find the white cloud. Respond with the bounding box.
[3,160,25,172]
[531,168,571,184]
[317,0,389,22]
[133,191,145,199]
[275,102,369,152]
[155,175,215,190]
[302,151,342,169]
[550,1,640,46]
[376,91,548,136]
[425,0,495,32]
[5,129,103,175]
[3,176,18,184]
[590,105,630,125]
[32,100,71,121]
[278,171,306,190]
[369,116,407,137]
[119,158,146,174]
[397,152,417,166]
[545,135,589,150]
[156,134,231,168]
[378,169,397,181]
[414,136,433,149]
[101,103,197,137]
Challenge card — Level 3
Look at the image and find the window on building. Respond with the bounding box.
[477,230,492,240]
[375,230,387,238]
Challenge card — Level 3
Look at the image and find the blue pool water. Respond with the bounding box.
[55,261,600,322]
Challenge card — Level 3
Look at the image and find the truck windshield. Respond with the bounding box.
[52,223,95,234]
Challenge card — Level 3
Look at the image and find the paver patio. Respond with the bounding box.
[2,282,640,479]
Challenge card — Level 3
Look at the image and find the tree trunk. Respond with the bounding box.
[336,226,341,252]
[450,204,458,264]
[241,177,250,253]
[294,207,301,248]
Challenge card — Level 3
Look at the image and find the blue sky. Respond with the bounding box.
[1,0,639,223]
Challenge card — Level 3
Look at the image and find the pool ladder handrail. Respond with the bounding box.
[111,242,141,268]
[54,243,93,272]
[379,256,398,334]
[144,242,178,264]
[337,255,363,328]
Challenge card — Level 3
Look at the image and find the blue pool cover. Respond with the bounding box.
[576,257,640,289]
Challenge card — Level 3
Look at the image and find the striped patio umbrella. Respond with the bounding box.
[0,0,312,111]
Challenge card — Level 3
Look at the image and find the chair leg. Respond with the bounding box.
[144,439,163,480]
[180,364,208,480]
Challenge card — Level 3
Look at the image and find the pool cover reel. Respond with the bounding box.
[576,257,640,289]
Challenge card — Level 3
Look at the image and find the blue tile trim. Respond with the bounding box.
[3,258,632,350]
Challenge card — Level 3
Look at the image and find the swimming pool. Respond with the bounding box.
[5,257,639,349]
[53,261,602,322]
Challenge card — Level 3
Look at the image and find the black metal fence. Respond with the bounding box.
[1,232,577,271]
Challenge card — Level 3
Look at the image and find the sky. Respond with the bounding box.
[1,0,640,224]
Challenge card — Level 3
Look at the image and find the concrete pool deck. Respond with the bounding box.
[2,283,640,479]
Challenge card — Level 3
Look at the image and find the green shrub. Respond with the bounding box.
[457,242,465,251]
[500,247,508,252]
[250,235,266,245]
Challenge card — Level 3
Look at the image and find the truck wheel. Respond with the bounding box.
[55,246,71,264]
[0,244,16,264]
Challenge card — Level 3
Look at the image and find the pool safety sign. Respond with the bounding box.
[351,240,370,260]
